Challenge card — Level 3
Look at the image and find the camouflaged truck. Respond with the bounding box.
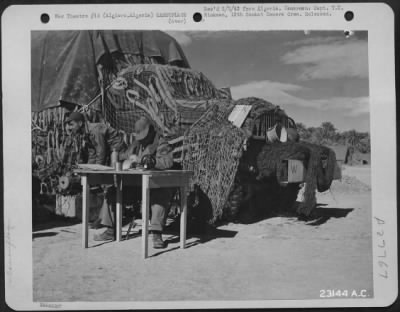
[102,64,339,224]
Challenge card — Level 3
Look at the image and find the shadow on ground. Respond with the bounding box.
[32,196,352,256]
[33,214,81,232]
[119,219,238,257]
[226,202,354,227]
[302,205,354,226]
[150,225,238,258]
[32,232,58,239]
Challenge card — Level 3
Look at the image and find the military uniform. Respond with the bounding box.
[97,125,175,246]
[82,122,127,165]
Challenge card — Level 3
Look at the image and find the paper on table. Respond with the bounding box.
[126,167,145,171]
[77,163,114,170]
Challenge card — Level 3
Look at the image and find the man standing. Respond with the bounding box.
[94,116,175,249]
[65,111,128,228]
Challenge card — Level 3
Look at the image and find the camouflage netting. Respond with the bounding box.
[103,64,228,142]
[32,107,89,194]
[182,97,294,223]
[183,100,249,223]
[31,30,232,196]
[183,96,337,222]
[32,63,230,194]
[255,142,336,216]
[236,97,293,133]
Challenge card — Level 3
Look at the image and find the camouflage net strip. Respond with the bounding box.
[296,142,336,215]
[183,100,248,223]
[31,107,89,194]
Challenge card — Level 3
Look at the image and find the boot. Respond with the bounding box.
[89,218,103,229]
[152,231,166,249]
[93,227,115,241]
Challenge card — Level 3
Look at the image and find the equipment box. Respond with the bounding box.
[55,193,103,221]
[280,159,306,184]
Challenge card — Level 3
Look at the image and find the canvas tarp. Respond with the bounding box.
[31,30,190,112]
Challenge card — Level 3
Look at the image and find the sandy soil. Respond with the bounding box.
[33,167,373,302]
[341,165,371,186]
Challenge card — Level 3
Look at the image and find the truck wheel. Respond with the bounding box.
[278,183,301,213]
[225,182,244,221]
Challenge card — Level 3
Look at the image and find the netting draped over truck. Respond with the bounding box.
[103,64,228,142]
[255,142,336,216]
[182,96,337,221]
[183,100,249,223]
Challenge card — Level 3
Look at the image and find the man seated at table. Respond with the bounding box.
[94,116,175,249]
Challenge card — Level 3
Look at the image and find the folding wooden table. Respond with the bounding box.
[74,168,193,259]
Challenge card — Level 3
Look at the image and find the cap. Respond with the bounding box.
[134,116,151,140]
[64,112,85,124]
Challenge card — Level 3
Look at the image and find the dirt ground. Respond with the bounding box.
[33,165,373,302]
[342,165,372,186]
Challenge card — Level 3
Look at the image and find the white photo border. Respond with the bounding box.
[2,3,397,310]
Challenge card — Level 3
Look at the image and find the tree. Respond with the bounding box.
[320,122,337,142]
[344,129,361,148]
[296,122,370,154]
[358,135,371,153]
[295,122,310,140]
[309,127,323,144]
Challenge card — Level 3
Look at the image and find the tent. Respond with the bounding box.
[31,30,190,112]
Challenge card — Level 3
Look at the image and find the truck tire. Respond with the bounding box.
[225,182,244,221]
[278,183,301,212]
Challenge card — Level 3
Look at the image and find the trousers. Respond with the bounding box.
[99,186,174,232]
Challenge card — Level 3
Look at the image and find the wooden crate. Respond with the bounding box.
[56,193,103,221]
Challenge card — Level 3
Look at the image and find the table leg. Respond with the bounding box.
[142,175,150,259]
[180,186,188,249]
[81,174,89,248]
[116,175,123,242]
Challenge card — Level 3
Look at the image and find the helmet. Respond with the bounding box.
[141,154,156,170]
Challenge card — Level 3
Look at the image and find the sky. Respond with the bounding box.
[166,31,369,132]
